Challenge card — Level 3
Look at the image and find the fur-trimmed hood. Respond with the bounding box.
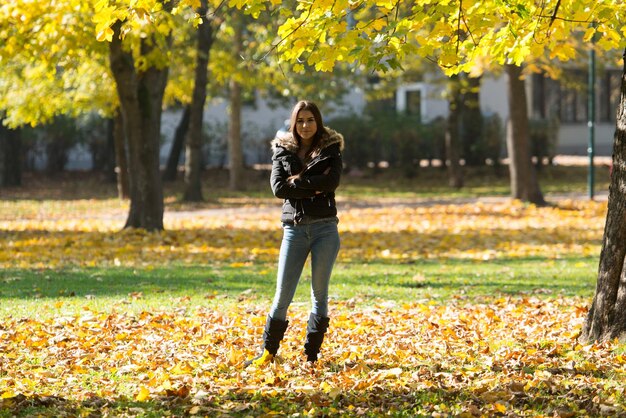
[271,127,344,154]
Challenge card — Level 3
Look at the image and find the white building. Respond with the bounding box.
[63,68,616,171]
[160,90,368,168]
[390,71,616,156]
[160,68,616,169]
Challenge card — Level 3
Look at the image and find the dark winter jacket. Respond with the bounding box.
[270,128,344,224]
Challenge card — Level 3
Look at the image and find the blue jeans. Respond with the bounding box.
[269,219,340,321]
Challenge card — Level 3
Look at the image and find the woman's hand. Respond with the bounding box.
[287,173,301,184]
[289,167,330,188]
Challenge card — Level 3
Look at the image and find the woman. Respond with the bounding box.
[246,100,344,366]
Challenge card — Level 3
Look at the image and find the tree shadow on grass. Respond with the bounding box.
[0,259,599,309]
[0,256,597,303]
[0,221,601,303]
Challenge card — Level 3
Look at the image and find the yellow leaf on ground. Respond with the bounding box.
[1,391,17,399]
[135,387,150,401]
[494,402,507,413]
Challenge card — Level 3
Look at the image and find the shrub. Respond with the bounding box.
[482,113,504,166]
[328,111,445,177]
[529,116,560,167]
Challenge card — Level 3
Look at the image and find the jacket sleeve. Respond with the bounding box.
[293,149,342,192]
[270,152,317,199]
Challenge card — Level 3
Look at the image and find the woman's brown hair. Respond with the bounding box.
[289,100,327,159]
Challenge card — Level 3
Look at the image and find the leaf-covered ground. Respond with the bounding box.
[1,299,625,417]
[0,199,605,268]
[2,191,625,417]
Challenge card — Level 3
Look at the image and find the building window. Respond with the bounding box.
[405,90,422,116]
[558,70,587,123]
[531,73,560,119]
[396,83,424,121]
[531,69,621,124]
[599,69,621,123]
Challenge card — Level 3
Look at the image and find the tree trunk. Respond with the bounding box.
[228,14,245,190]
[109,22,166,230]
[163,105,191,182]
[103,117,117,183]
[445,75,463,189]
[112,109,130,199]
[505,64,545,205]
[0,123,22,187]
[581,49,626,343]
[462,75,484,166]
[45,118,73,175]
[183,0,214,202]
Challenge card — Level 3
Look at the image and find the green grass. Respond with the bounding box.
[0,255,598,319]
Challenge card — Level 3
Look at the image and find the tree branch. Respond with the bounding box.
[456,0,462,55]
[548,0,561,28]
[259,1,315,61]
[538,14,594,24]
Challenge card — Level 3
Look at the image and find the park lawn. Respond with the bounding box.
[2,165,625,417]
[0,256,599,319]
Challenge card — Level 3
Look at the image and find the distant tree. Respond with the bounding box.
[445,75,463,189]
[505,64,545,205]
[89,116,116,178]
[44,116,81,175]
[183,0,215,202]
[163,106,191,182]
[112,110,130,200]
[0,0,223,228]
[108,18,167,229]
[461,75,484,167]
[0,121,22,187]
[227,13,245,191]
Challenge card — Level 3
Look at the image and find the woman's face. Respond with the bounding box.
[295,110,317,142]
